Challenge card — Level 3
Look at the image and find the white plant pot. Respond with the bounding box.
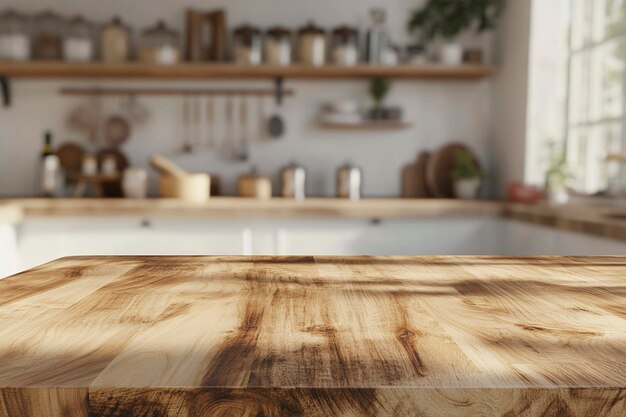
[547,187,569,205]
[454,178,481,199]
[440,43,463,65]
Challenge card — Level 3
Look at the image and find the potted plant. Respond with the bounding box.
[545,142,571,205]
[451,149,482,199]
[368,78,391,120]
[408,0,506,65]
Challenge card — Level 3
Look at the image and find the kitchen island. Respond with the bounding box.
[0,256,624,416]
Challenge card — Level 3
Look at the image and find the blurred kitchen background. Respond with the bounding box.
[0,0,625,276]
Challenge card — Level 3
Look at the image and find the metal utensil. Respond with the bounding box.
[223,96,235,159]
[257,96,266,140]
[267,87,285,139]
[205,96,214,148]
[181,95,193,153]
[192,96,201,151]
[267,109,284,138]
[236,96,249,162]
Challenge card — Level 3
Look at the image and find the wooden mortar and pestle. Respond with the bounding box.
[150,155,211,202]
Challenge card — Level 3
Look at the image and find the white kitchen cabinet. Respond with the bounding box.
[17,218,249,271]
[270,218,499,255]
[13,216,626,273]
[0,224,18,278]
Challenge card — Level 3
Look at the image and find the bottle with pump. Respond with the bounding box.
[39,131,61,197]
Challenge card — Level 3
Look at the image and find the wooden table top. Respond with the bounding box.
[1,256,625,417]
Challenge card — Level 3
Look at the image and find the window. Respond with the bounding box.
[566,0,626,193]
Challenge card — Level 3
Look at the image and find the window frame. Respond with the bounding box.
[564,0,626,194]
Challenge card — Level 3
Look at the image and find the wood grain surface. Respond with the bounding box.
[0,256,625,416]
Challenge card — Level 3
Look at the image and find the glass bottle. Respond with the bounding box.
[38,131,62,198]
[365,8,388,65]
[0,9,30,60]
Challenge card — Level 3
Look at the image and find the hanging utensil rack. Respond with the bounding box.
[58,84,293,100]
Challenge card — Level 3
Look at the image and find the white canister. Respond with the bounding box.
[440,43,463,65]
[333,46,357,66]
[63,38,93,61]
[265,27,292,66]
[122,167,149,198]
[298,22,326,66]
[0,33,30,60]
[0,10,30,60]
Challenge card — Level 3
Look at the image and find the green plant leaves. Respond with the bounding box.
[408,0,506,41]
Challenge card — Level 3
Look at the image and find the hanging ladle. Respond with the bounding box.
[267,78,285,139]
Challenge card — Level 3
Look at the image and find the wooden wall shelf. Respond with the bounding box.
[0,62,494,80]
[319,121,413,130]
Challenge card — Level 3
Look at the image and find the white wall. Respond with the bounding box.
[0,0,493,197]
[490,0,532,197]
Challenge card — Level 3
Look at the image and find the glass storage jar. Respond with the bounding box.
[331,26,359,67]
[297,22,326,66]
[138,20,180,65]
[100,16,131,62]
[63,15,94,61]
[264,27,291,66]
[33,10,64,60]
[232,25,262,65]
[0,9,30,60]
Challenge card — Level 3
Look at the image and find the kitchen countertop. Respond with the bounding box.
[0,197,501,220]
[0,256,625,416]
[2,197,626,241]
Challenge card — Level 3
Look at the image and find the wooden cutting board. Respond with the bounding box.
[402,152,431,198]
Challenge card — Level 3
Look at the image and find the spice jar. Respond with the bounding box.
[0,9,30,60]
[331,26,359,67]
[101,16,131,62]
[297,22,326,66]
[138,20,180,65]
[264,27,291,66]
[63,15,94,62]
[232,25,262,65]
[33,10,64,60]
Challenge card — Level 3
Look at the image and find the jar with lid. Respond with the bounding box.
[336,162,362,200]
[101,16,131,62]
[0,9,30,60]
[138,20,180,65]
[297,22,326,66]
[264,27,291,66]
[232,25,262,65]
[33,10,64,60]
[331,25,359,67]
[63,15,94,62]
[280,162,306,200]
